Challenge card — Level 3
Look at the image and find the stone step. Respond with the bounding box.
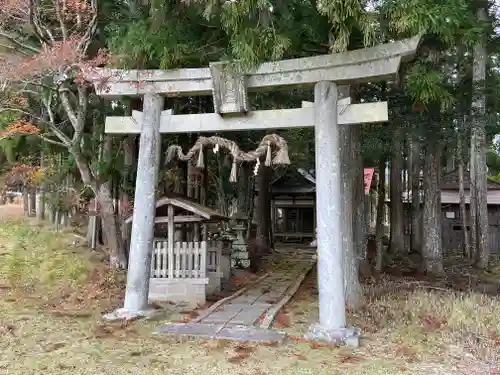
[154,323,286,343]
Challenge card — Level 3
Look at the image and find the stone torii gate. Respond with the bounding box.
[93,36,420,345]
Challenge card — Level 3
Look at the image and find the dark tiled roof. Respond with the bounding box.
[440,170,500,190]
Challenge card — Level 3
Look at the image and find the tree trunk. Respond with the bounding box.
[74,135,126,268]
[389,125,405,254]
[29,188,36,216]
[237,163,251,215]
[120,135,135,254]
[457,130,471,258]
[470,131,478,259]
[472,6,489,269]
[422,135,444,275]
[100,135,126,268]
[98,183,126,267]
[201,148,208,205]
[340,124,362,310]
[216,152,228,216]
[255,163,272,252]
[409,131,422,253]
[246,175,256,242]
[352,125,366,262]
[36,149,46,221]
[22,187,29,216]
[375,158,386,273]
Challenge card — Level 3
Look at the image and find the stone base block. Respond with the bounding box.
[231,250,250,269]
[220,254,232,289]
[102,306,162,322]
[149,278,208,305]
[207,271,223,295]
[305,324,361,348]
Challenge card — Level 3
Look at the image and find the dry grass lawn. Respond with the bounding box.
[0,205,499,375]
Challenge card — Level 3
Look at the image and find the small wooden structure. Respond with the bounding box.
[124,195,231,304]
[262,167,376,244]
[440,170,500,254]
[269,168,316,243]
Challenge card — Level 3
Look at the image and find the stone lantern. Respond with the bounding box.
[230,212,250,268]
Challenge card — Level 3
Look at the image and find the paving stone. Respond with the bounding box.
[153,257,312,343]
[214,303,248,312]
[231,295,260,304]
[254,294,283,304]
[228,306,271,325]
[215,326,286,343]
[154,323,224,339]
[202,312,239,324]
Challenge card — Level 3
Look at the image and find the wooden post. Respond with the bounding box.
[167,204,174,279]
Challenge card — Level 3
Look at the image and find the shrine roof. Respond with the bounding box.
[440,169,500,190]
[124,193,229,223]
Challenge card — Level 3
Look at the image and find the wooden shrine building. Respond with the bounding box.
[440,170,500,255]
[258,167,376,244]
[268,168,317,244]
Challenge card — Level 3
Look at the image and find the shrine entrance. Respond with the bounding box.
[92,35,420,346]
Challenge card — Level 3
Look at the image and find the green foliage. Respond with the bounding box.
[405,61,455,111]
[0,221,90,288]
[318,0,378,51]
[382,0,476,46]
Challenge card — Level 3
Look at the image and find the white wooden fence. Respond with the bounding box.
[150,239,222,279]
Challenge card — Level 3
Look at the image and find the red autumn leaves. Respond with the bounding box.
[1,121,40,138]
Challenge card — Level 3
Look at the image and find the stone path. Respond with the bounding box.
[155,252,315,343]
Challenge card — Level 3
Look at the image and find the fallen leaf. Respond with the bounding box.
[234,345,255,355]
[339,354,364,363]
[289,336,307,343]
[309,341,329,349]
[257,313,265,324]
[227,353,250,364]
[260,341,278,347]
[274,311,291,328]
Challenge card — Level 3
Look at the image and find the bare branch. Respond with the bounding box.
[28,0,53,45]
[39,134,67,147]
[55,0,68,41]
[0,108,34,116]
[0,31,40,54]
[42,96,72,147]
[73,85,88,146]
[58,87,78,128]
[0,43,30,55]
